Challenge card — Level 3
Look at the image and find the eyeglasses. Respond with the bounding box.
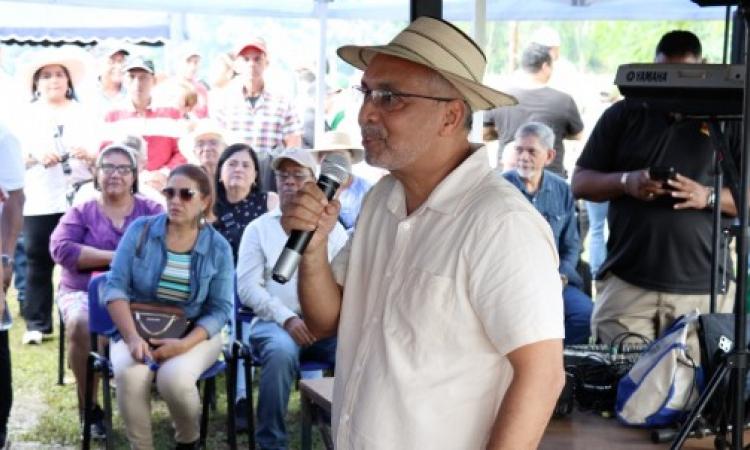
[162,187,197,201]
[196,138,221,148]
[99,164,134,175]
[275,171,311,182]
[353,85,458,112]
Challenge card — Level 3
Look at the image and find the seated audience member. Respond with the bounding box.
[103,56,187,191]
[503,122,593,344]
[213,143,278,261]
[308,131,371,231]
[102,164,233,450]
[235,148,347,447]
[178,120,229,177]
[49,144,163,438]
[74,135,164,207]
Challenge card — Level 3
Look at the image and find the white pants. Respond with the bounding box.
[110,334,223,450]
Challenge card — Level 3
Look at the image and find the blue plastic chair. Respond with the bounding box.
[81,274,235,450]
[233,288,334,449]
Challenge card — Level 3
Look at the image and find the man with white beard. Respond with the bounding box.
[503,122,592,345]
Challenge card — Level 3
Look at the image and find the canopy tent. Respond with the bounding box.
[0,0,734,142]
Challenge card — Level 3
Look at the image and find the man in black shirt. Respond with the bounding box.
[571,30,738,344]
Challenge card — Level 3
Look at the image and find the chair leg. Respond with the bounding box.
[244,353,255,450]
[58,311,65,385]
[102,363,113,450]
[82,353,94,450]
[226,347,237,450]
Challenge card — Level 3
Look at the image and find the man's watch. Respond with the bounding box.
[1,254,12,268]
[706,188,716,209]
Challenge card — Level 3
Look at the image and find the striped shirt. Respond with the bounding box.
[103,101,187,170]
[213,83,301,155]
[156,251,191,302]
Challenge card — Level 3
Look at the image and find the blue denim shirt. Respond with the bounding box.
[503,169,583,288]
[103,213,234,338]
[339,175,372,230]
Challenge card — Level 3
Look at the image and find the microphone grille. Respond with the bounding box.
[320,153,351,184]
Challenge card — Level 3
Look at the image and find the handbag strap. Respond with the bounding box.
[136,218,153,258]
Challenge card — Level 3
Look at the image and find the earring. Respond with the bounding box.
[66,87,73,98]
[34,90,41,99]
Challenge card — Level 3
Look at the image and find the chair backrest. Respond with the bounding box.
[88,273,116,336]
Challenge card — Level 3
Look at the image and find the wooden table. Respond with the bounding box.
[299,377,745,449]
[299,377,334,450]
[542,410,748,449]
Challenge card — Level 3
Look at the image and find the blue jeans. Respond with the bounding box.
[563,285,593,345]
[13,235,26,303]
[250,319,336,450]
[585,201,609,278]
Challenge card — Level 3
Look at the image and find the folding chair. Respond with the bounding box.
[57,308,65,385]
[233,291,334,450]
[81,274,239,450]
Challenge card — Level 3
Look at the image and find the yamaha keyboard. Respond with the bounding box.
[614,63,744,117]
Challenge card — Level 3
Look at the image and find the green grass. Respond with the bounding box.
[6,287,325,449]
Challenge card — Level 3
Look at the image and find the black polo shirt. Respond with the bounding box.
[576,99,739,294]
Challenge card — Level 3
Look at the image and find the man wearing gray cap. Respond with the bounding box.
[103,56,186,189]
[236,148,346,449]
[283,16,565,450]
[93,44,129,116]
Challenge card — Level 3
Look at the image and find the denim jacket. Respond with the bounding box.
[503,169,583,289]
[103,213,234,338]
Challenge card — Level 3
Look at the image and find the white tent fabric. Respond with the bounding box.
[1,0,732,22]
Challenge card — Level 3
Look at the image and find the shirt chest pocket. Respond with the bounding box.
[384,268,459,365]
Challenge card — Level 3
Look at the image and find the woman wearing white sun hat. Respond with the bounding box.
[16,48,99,345]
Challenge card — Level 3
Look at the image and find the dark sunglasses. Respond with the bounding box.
[162,187,197,201]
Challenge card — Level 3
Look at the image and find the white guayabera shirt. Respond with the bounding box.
[331,146,565,450]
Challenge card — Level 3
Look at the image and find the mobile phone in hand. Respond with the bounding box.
[649,166,677,189]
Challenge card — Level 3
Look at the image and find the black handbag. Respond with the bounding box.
[131,302,192,341]
[130,218,193,341]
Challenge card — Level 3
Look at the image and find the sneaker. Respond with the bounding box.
[234,397,249,432]
[81,405,107,440]
[22,330,42,345]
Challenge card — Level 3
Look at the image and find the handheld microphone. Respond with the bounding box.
[272,153,351,284]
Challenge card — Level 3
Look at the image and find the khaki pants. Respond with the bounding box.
[110,334,223,450]
[592,274,735,360]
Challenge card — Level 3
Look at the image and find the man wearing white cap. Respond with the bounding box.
[308,131,371,230]
[236,148,346,449]
[283,17,565,450]
[213,37,302,192]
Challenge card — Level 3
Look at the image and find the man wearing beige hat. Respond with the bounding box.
[283,16,565,450]
[178,119,229,177]
[213,37,302,193]
[308,131,371,230]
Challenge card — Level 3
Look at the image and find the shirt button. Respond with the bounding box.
[342,414,350,422]
[402,222,411,230]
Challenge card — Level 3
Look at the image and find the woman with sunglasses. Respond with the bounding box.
[213,143,278,262]
[102,164,233,450]
[50,144,163,439]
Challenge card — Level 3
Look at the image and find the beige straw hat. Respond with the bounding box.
[309,131,364,164]
[19,48,86,95]
[337,16,516,111]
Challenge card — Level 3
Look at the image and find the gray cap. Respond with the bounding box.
[271,148,317,175]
